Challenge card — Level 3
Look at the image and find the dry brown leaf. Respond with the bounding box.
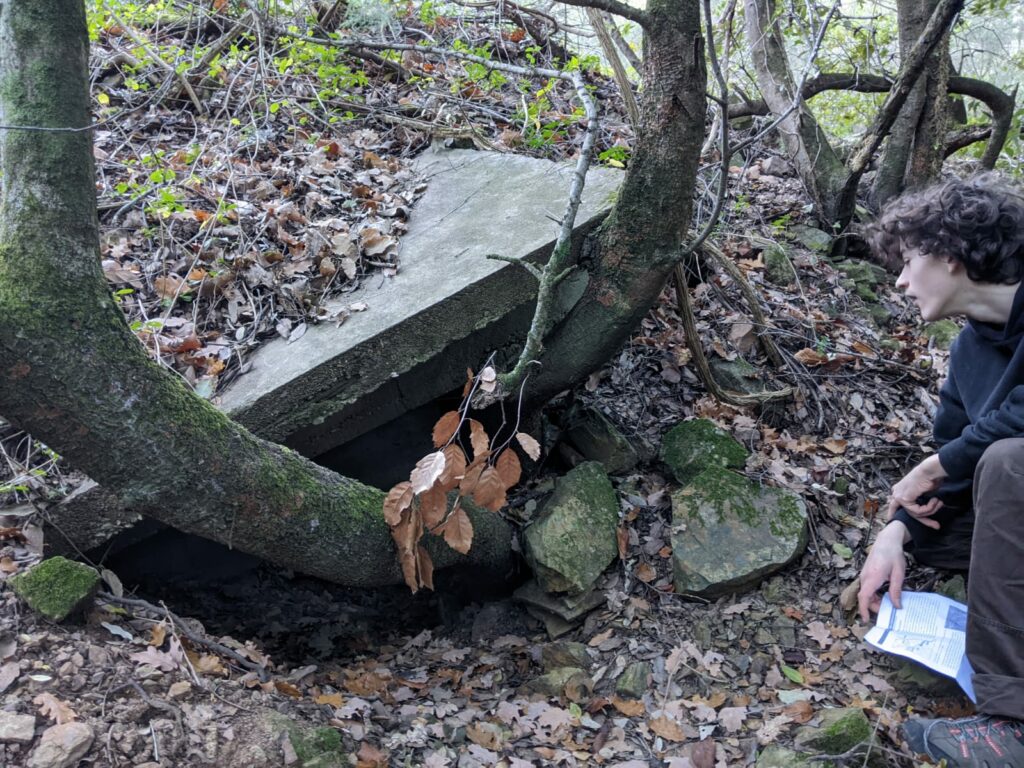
[823,438,848,455]
[391,508,423,592]
[0,556,16,574]
[495,449,522,489]
[442,504,474,554]
[516,432,541,461]
[782,700,814,723]
[419,485,447,529]
[438,445,467,492]
[690,738,716,768]
[196,654,227,676]
[417,545,435,591]
[794,347,829,367]
[274,680,303,698]
[34,693,77,725]
[315,693,344,707]
[410,451,446,494]
[149,624,167,647]
[469,419,490,459]
[355,742,389,768]
[153,274,184,298]
[616,525,629,560]
[383,481,413,526]
[718,706,747,733]
[432,410,461,448]
[635,562,657,583]
[609,695,645,716]
[458,460,486,497]
[839,578,860,612]
[648,715,686,742]
[472,467,507,512]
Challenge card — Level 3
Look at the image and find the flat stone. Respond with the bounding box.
[788,224,832,252]
[761,157,793,177]
[564,405,639,475]
[27,722,94,768]
[524,607,578,639]
[660,419,749,484]
[10,557,100,622]
[672,466,807,598]
[0,711,36,743]
[794,707,871,755]
[219,146,622,456]
[756,745,809,767]
[539,641,591,671]
[514,580,606,622]
[524,667,593,701]
[763,245,796,286]
[615,661,651,699]
[709,358,771,397]
[523,462,618,595]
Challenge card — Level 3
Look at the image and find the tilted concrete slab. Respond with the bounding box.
[218,146,622,457]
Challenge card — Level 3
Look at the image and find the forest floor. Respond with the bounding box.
[0,6,978,767]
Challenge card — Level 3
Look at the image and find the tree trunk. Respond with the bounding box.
[872,0,951,206]
[743,0,846,226]
[525,0,707,406]
[0,0,510,588]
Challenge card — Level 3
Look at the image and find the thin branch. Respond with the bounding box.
[549,0,649,28]
[586,8,640,128]
[601,11,641,73]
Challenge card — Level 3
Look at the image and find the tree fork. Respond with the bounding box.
[0,0,510,588]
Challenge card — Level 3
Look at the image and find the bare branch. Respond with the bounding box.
[601,11,641,73]
[586,8,640,128]
[551,0,649,29]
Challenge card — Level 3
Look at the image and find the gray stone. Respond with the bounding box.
[0,712,36,744]
[539,641,591,671]
[764,246,796,286]
[523,462,618,595]
[564,405,639,475]
[27,722,94,768]
[615,661,651,699]
[660,419,749,485]
[937,574,967,603]
[671,466,807,598]
[761,157,792,176]
[10,557,100,622]
[219,146,622,456]
[756,745,809,767]
[893,658,963,698]
[514,580,606,622]
[794,707,871,754]
[525,608,578,639]
[924,319,960,350]
[836,259,887,303]
[789,225,832,252]
[709,358,770,397]
[524,667,593,701]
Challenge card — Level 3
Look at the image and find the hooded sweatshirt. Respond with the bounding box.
[930,282,1024,498]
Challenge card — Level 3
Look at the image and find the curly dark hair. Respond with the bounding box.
[864,173,1024,284]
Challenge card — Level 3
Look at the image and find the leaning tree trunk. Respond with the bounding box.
[743,0,846,226]
[0,0,510,588]
[526,0,707,405]
[872,0,951,206]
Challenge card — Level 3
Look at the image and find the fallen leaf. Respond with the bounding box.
[34,693,77,724]
[129,645,180,672]
[466,721,504,750]
[355,741,388,768]
[822,438,848,454]
[616,525,629,560]
[153,274,184,298]
[149,624,167,647]
[314,693,344,707]
[635,562,657,583]
[804,621,832,649]
[274,680,303,698]
[780,664,804,685]
[690,738,716,768]
[609,695,645,716]
[794,348,828,367]
[718,706,746,733]
[649,715,686,742]
[782,700,814,723]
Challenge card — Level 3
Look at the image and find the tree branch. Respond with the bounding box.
[551,0,649,29]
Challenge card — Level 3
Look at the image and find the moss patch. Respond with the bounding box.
[660,419,748,484]
[764,246,796,286]
[794,708,871,754]
[924,319,960,350]
[10,556,100,621]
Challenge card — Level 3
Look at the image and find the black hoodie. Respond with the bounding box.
[932,282,1024,495]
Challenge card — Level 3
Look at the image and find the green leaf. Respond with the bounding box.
[832,542,853,559]
[781,664,804,685]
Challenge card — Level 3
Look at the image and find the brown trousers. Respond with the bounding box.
[906,438,1024,718]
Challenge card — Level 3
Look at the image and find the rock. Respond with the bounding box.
[0,711,36,744]
[763,246,796,286]
[515,580,606,638]
[789,224,832,252]
[756,745,809,767]
[794,707,871,754]
[168,681,192,699]
[892,658,963,698]
[524,667,593,701]
[615,661,651,699]
[525,609,578,639]
[539,641,590,671]
[523,462,618,595]
[924,319,960,350]
[660,419,749,485]
[564,405,639,475]
[10,557,100,622]
[671,466,808,598]
[27,722,94,768]
[708,358,770,397]
[760,156,793,176]
[937,574,967,603]
[836,260,887,303]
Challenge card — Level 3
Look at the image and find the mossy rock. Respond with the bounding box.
[794,707,871,754]
[924,320,960,350]
[671,466,807,598]
[661,419,749,484]
[756,745,811,767]
[789,225,832,252]
[708,357,767,397]
[764,246,797,286]
[523,462,618,595]
[615,661,651,699]
[9,557,100,622]
[564,405,639,475]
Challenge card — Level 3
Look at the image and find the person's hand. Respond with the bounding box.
[857,520,909,624]
[885,455,947,529]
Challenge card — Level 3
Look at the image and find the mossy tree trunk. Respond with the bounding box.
[526,0,707,405]
[0,0,509,587]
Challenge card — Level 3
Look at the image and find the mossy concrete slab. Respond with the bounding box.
[661,419,748,484]
[10,557,100,622]
[219,146,622,456]
[523,462,618,595]
[671,466,807,598]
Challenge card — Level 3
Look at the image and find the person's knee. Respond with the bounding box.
[976,438,1024,482]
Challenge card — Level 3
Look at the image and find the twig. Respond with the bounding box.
[546,0,649,28]
[585,8,639,128]
[600,12,641,74]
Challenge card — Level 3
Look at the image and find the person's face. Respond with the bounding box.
[895,246,963,321]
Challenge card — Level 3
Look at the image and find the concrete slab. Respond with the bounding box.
[219,146,622,457]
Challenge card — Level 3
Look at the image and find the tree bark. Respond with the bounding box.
[872,0,951,206]
[743,0,846,226]
[0,0,510,588]
[525,0,707,406]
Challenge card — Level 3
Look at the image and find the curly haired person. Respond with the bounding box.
[857,173,1024,766]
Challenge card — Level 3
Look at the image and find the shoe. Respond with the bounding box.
[903,715,1024,767]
